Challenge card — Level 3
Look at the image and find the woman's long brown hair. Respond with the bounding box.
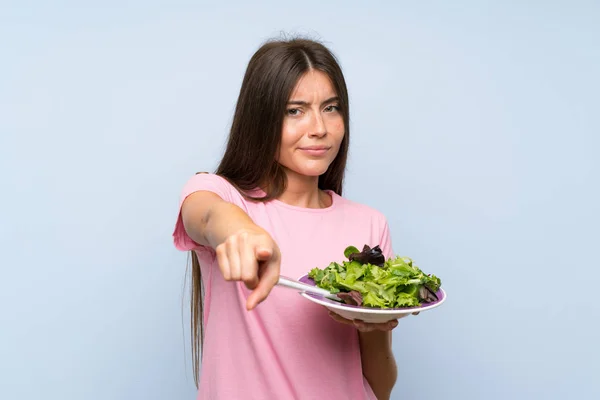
[188,37,351,386]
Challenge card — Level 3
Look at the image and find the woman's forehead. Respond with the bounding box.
[289,70,337,101]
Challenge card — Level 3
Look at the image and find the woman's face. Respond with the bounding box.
[277,70,345,179]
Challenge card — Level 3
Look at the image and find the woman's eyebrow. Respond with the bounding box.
[287,96,340,106]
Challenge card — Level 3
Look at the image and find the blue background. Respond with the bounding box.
[1,1,598,399]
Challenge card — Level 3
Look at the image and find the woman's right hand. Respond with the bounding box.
[215,228,281,311]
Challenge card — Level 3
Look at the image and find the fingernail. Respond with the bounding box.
[389,321,398,328]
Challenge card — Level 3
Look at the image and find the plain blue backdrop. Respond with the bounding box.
[1,1,598,399]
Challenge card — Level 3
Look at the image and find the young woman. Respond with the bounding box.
[173,38,406,400]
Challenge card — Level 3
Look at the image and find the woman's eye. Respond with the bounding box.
[287,108,300,116]
[324,105,340,112]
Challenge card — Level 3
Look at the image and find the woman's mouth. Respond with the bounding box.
[298,146,330,157]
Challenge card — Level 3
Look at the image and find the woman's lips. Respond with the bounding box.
[299,146,330,157]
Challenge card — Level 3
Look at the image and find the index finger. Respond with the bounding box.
[246,250,280,310]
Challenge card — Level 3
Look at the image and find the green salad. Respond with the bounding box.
[308,245,442,308]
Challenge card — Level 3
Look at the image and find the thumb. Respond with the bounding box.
[255,247,273,261]
[246,252,280,311]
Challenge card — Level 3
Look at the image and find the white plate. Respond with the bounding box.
[298,274,447,323]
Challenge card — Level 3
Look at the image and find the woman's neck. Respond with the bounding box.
[277,169,331,209]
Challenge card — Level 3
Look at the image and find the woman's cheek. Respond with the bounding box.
[330,118,345,137]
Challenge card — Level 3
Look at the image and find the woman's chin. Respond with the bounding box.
[286,167,329,178]
[302,166,331,177]
[280,159,334,179]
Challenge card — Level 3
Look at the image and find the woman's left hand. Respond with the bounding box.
[328,310,419,332]
[327,311,400,332]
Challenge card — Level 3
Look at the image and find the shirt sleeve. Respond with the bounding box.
[172,173,246,252]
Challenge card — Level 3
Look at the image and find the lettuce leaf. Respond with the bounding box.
[307,245,442,309]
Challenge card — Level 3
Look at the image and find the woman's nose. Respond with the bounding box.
[308,113,327,137]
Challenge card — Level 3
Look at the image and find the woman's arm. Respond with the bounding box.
[359,330,398,400]
[328,312,399,399]
[181,191,281,309]
[181,191,258,248]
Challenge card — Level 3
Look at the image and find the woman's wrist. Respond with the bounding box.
[358,329,392,348]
